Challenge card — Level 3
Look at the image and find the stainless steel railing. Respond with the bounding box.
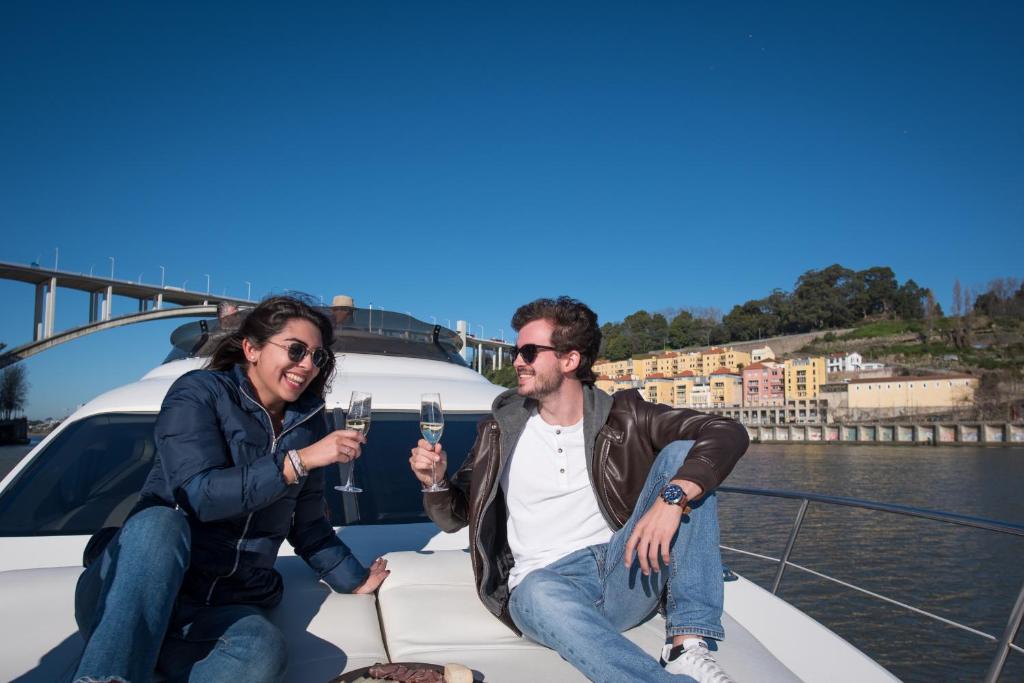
[717,485,1024,683]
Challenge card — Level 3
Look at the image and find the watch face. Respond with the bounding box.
[662,484,684,505]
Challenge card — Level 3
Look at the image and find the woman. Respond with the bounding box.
[72,295,389,683]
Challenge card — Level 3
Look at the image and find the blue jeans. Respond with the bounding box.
[72,506,288,683]
[508,441,724,682]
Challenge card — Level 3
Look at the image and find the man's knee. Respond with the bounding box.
[508,570,577,627]
[653,440,694,475]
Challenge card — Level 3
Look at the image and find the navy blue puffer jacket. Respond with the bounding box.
[134,364,366,608]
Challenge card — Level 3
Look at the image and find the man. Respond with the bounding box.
[409,297,748,682]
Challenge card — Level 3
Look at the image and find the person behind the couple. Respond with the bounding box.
[410,296,749,682]
[71,295,389,683]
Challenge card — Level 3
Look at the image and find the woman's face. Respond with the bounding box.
[243,317,323,412]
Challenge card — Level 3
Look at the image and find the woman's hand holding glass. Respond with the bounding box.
[295,426,366,471]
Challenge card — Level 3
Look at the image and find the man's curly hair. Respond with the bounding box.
[511,296,601,383]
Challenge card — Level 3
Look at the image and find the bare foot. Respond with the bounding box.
[353,557,390,594]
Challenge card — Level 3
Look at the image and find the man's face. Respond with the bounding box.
[513,319,565,399]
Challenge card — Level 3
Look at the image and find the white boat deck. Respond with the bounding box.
[1,529,897,682]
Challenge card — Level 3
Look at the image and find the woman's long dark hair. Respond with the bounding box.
[207,295,336,399]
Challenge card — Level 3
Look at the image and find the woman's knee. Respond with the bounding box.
[224,615,288,682]
[119,506,190,566]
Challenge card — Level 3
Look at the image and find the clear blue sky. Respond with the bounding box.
[2,2,1022,418]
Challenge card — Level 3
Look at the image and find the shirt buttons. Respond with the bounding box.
[558,448,563,453]
[560,468,565,473]
[556,429,561,434]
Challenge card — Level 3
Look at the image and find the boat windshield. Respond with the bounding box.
[163,305,468,366]
[0,410,487,536]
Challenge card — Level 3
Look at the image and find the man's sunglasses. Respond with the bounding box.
[510,343,559,364]
[265,340,330,369]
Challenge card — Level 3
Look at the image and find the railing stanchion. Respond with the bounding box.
[771,498,809,595]
[984,578,1024,683]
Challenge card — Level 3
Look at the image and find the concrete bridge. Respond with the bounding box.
[0,260,251,342]
[0,305,218,370]
[1,260,514,374]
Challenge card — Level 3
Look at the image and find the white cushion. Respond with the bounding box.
[0,560,388,683]
[377,550,803,683]
[273,556,388,679]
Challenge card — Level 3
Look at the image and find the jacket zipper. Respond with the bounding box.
[471,422,500,601]
[204,389,324,605]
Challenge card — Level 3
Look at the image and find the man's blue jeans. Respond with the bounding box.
[508,441,724,682]
[72,506,287,683]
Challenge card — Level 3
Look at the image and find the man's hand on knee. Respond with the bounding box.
[624,500,685,576]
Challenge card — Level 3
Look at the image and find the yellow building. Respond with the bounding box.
[784,357,827,399]
[673,372,711,409]
[593,358,632,380]
[655,352,679,376]
[709,368,743,407]
[676,352,702,374]
[848,375,978,413]
[632,354,659,381]
[596,375,637,396]
[700,347,752,375]
[643,374,676,406]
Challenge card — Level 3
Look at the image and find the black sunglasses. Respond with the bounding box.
[510,343,559,364]
[265,340,329,369]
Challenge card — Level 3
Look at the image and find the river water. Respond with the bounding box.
[719,444,1024,682]
[1,440,1021,681]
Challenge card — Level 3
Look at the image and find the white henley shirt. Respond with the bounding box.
[501,410,614,589]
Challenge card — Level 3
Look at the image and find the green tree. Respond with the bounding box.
[859,266,900,316]
[484,365,517,389]
[0,364,29,420]
[668,311,702,347]
[894,279,927,319]
[791,264,857,330]
[621,311,670,354]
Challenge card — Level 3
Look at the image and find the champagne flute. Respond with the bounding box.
[335,391,371,493]
[420,392,448,492]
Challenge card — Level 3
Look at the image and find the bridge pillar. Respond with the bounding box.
[89,292,101,322]
[33,283,46,340]
[477,343,484,372]
[44,277,57,337]
[102,285,113,321]
[137,298,148,313]
[456,321,469,361]
[154,292,163,310]
[497,347,503,370]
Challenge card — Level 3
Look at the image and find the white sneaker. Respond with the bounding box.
[661,640,736,683]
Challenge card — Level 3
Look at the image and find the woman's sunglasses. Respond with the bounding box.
[265,340,329,369]
[510,343,559,364]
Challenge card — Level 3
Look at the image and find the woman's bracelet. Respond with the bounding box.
[287,449,308,483]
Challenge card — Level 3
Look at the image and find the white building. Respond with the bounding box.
[827,352,863,373]
[750,345,776,362]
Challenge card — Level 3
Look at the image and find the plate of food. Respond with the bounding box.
[332,662,481,683]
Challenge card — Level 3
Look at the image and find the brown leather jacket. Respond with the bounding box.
[424,385,749,632]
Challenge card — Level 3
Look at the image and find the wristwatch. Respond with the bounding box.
[660,483,687,507]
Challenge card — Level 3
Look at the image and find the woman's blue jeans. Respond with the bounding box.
[72,506,287,683]
[507,441,724,682]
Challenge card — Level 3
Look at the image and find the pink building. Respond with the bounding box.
[742,361,785,407]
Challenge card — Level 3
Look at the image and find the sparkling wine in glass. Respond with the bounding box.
[335,391,371,493]
[420,392,448,492]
